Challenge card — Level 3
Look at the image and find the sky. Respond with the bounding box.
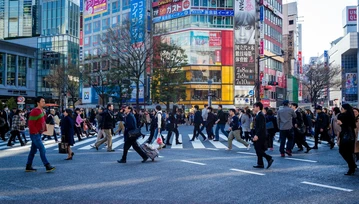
[286,0,358,64]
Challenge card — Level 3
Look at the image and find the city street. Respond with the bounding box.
[0,125,358,203]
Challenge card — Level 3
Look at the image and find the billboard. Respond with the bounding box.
[345,73,357,95]
[234,0,256,85]
[348,8,357,22]
[157,0,190,17]
[84,0,107,17]
[298,51,302,74]
[130,0,146,45]
[82,87,92,103]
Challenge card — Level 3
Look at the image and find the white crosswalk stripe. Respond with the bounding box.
[171,134,183,149]
[188,134,205,148]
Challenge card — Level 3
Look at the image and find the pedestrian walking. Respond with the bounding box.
[226,109,250,151]
[146,106,165,146]
[94,104,115,152]
[190,105,207,141]
[118,106,148,163]
[313,105,335,149]
[214,105,229,141]
[265,109,278,151]
[241,109,252,142]
[277,100,296,157]
[25,96,55,172]
[61,109,75,160]
[252,102,274,169]
[74,108,84,141]
[42,109,57,142]
[7,110,25,147]
[200,104,208,132]
[352,108,359,161]
[91,107,104,147]
[206,107,216,140]
[337,104,356,175]
[290,103,311,153]
[166,106,182,145]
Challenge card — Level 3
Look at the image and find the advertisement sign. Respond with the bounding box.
[17,96,25,104]
[84,0,107,17]
[82,87,92,103]
[80,31,84,46]
[345,73,357,94]
[298,51,302,74]
[191,9,234,16]
[209,32,221,46]
[234,0,256,85]
[157,0,189,17]
[80,0,83,12]
[348,8,357,22]
[323,50,328,67]
[129,85,145,103]
[260,40,264,56]
[299,82,302,100]
[153,10,190,23]
[130,0,146,45]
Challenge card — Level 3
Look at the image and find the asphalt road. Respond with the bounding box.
[1,125,359,203]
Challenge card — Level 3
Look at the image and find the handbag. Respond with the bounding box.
[128,128,142,139]
[266,121,274,129]
[297,125,306,134]
[342,130,355,144]
[58,135,68,154]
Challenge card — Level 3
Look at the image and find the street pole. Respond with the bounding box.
[208,79,212,107]
[256,56,260,102]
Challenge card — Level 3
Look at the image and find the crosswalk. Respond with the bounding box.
[0,132,332,152]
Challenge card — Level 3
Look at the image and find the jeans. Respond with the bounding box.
[26,133,49,166]
[279,129,294,154]
[215,124,228,140]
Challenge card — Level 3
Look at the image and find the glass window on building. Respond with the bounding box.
[102,4,110,16]
[122,12,129,22]
[93,20,101,32]
[7,54,16,86]
[18,56,27,87]
[192,0,199,7]
[85,23,92,34]
[200,0,208,7]
[112,1,120,13]
[122,0,130,10]
[0,53,4,85]
[190,89,222,101]
[84,36,91,46]
[102,18,110,30]
[112,16,118,26]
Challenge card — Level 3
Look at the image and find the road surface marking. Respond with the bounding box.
[171,134,183,149]
[180,160,206,166]
[301,181,353,192]
[188,134,205,148]
[206,148,219,151]
[285,158,317,163]
[230,169,265,176]
[237,152,256,155]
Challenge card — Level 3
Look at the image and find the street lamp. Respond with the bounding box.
[255,50,284,102]
[208,79,212,107]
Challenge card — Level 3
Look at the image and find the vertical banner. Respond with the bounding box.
[234,0,256,85]
[298,51,302,74]
[130,0,146,46]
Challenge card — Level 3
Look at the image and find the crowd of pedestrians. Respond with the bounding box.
[1,97,359,175]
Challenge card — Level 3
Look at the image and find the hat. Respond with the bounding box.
[315,105,322,110]
[282,100,289,106]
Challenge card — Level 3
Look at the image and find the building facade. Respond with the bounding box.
[0,0,40,39]
[0,40,37,106]
[36,0,80,101]
[283,1,301,104]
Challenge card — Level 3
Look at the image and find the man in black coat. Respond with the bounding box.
[252,102,274,169]
[291,103,311,153]
[313,105,334,149]
[190,105,207,141]
[118,106,148,163]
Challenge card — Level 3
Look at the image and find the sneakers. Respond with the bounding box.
[45,164,55,172]
[203,137,208,142]
[225,148,232,151]
[285,150,292,156]
[25,164,37,172]
[246,144,251,150]
[280,154,285,157]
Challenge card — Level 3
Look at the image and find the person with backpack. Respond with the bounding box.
[146,106,166,146]
[265,109,278,151]
[190,105,207,141]
[214,104,229,141]
[291,103,311,153]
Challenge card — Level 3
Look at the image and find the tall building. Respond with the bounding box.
[0,0,38,39]
[283,1,301,103]
[36,0,80,100]
[81,0,141,105]
[153,0,235,108]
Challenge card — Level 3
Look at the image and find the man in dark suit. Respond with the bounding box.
[291,103,311,153]
[252,102,274,169]
[118,106,148,163]
[190,105,207,141]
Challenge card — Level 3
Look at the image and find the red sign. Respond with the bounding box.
[159,2,183,16]
[348,8,357,22]
[299,83,302,97]
[183,0,190,9]
[298,51,302,74]
[261,99,270,107]
[80,31,83,46]
[259,40,264,56]
[17,96,25,103]
[215,50,221,63]
[159,0,173,6]
[209,32,221,46]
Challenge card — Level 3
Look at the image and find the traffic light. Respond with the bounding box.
[268,81,278,86]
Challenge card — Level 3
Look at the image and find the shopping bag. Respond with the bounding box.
[58,142,69,154]
[156,134,165,149]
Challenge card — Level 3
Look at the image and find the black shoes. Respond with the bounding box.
[213,139,219,141]
[117,159,126,163]
[267,159,274,169]
[166,143,172,146]
[345,169,355,176]
[312,146,318,149]
[25,164,37,172]
[297,148,303,152]
[107,149,115,152]
[176,142,182,145]
[253,165,265,169]
[142,157,149,163]
[45,164,55,172]
[330,142,335,149]
[305,148,312,153]
[285,150,292,156]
